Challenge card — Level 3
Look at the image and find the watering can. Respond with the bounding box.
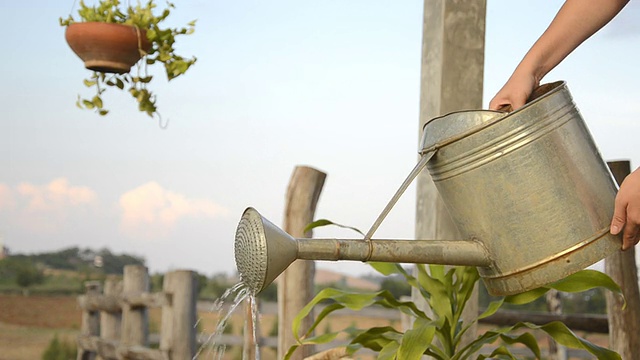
[234,81,621,296]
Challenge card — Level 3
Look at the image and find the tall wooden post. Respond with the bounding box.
[160,270,198,360]
[277,166,327,359]
[121,265,149,348]
[413,0,486,349]
[605,160,640,360]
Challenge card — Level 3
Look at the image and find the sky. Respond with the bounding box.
[2,1,639,278]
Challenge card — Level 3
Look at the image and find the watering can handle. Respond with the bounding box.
[363,149,437,254]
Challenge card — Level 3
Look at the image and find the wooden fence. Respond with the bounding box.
[76,265,198,360]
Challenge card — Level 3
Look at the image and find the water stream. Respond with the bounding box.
[194,282,259,360]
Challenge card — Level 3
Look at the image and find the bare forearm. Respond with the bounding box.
[515,0,629,82]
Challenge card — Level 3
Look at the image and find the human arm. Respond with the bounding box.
[488,0,629,111]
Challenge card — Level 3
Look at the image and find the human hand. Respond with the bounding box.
[489,72,539,111]
[610,167,640,250]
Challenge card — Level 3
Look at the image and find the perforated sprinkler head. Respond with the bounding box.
[234,208,297,294]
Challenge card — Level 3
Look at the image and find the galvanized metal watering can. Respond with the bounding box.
[234,81,621,296]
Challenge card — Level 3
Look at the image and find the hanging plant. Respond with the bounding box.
[60,0,197,120]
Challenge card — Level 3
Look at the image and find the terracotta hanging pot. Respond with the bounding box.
[65,22,152,74]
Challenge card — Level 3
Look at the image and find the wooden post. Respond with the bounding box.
[100,276,122,343]
[121,265,149,348]
[605,160,640,360]
[277,166,327,360]
[413,0,486,349]
[160,270,198,360]
[77,281,101,360]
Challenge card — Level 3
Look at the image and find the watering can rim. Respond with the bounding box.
[420,80,566,154]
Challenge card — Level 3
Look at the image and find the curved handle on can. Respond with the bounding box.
[363,149,438,252]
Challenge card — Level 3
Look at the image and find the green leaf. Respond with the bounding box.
[478,298,505,320]
[524,321,621,359]
[82,100,95,109]
[283,344,299,360]
[299,332,340,345]
[368,262,406,276]
[397,318,436,360]
[303,219,364,236]
[83,79,97,87]
[351,326,402,351]
[377,341,399,360]
[504,286,549,305]
[92,96,103,109]
[550,269,623,297]
[478,346,517,360]
[498,332,541,358]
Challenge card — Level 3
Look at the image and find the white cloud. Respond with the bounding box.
[119,182,228,239]
[3,178,98,234]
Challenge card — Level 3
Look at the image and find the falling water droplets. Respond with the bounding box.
[194,282,257,360]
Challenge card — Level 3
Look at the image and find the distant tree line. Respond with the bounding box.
[8,246,146,274]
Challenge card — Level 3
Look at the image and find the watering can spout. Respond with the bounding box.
[234,207,492,295]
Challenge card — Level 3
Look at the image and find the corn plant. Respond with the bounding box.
[285,221,623,360]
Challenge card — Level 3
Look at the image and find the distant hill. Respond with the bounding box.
[5,247,145,275]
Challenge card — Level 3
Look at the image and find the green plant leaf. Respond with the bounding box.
[82,100,95,109]
[498,332,541,358]
[504,286,549,305]
[368,262,406,276]
[522,321,620,359]
[478,298,505,320]
[83,79,97,87]
[397,318,436,360]
[550,269,623,297]
[377,341,400,360]
[351,326,402,351]
[303,219,364,236]
[477,346,517,360]
[299,332,340,345]
[283,344,299,360]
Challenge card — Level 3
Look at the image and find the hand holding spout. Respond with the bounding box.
[610,167,640,250]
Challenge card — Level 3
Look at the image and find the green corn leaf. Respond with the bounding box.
[368,262,406,276]
[299,331,340,345]
[397,318,436,360]
[283,344,299,360]
[377,341,400,360]
[549,269,622,296]
[478,298,505,320]
[477,346,517,360]
[498,332,541,358]
[504,286,549,305]
[523,321,620,359]
[302,302,344,339]
[351,326,402,351]
[303,219,364,236]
